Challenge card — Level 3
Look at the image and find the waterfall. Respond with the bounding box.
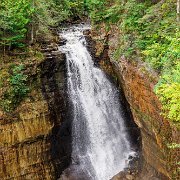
[59,24,136,180]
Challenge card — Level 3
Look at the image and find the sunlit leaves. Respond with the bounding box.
[87,0,180,124]
[0,0,33,47]
[155,61,180,123]
[0,65,29,112]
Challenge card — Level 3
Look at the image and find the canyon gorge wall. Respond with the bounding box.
[91,24,179,180]
[0,24,179,180]
[0,41,71,179]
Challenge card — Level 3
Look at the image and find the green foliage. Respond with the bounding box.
[0,0,179,123]
[0,0,87,112]
[141,2,180,122]
[67,0,85,17]
[142,32,180,71]
[85,0,106,22]
[155,62,180,123]
[1,65,29,112]
[0,0,33,48]
[167,143,180,149]
[85,0,122,24]
[32,0,84,30]
[0,0,85,50]
[115,0,152,57]
[87,0,179,124]
[134,0,179,123]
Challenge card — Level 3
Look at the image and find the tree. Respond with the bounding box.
[0,0,33,54]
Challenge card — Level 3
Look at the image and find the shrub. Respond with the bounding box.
[1,65,29,112]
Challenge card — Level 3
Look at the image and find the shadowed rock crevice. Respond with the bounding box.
[59,26,142,180]
[86,29,142,156]
[39,27,142,180]
[86,29,143,178]
[40,46,72,179]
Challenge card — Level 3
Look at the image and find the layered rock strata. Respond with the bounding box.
[0,39,71,179]
[91,24,179,179]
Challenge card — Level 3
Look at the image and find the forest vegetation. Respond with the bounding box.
[0,0,179,125]
[86,0,180,124]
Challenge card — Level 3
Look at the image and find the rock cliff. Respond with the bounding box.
[0,24,179,180]
[0,39,71,179]
[91,24,179,180]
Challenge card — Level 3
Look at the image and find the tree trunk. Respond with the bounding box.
[30,22,34,45]
[30,0,35,45]
[177,0,180,22]
[3,29,5,56]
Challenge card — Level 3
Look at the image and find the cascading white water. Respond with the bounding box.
[59,24,136,180]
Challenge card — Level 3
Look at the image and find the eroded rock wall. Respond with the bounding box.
[0,85,56,179]
[91,24,179,179]
[0,42,70,179]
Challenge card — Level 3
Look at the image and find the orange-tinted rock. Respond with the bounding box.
[91,24,179,179]
[0,42,70,179]
[0,89,55,179]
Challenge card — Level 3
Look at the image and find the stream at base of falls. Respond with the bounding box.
[59,24,137,180]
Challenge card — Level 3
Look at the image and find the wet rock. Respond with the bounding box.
[83,29,91,36]
[60,164,93,180]
[40,38,72,179]
[0,29,69,179]
[90,23,178,179]
[58,39,67,46]
[112,169,136,180]
[126,174,134,180]
[52,51,62,56]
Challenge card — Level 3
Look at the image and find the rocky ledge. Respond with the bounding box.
[0,32,71,179]
[91,23,179,179]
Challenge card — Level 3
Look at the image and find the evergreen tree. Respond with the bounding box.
[0,0,33,53]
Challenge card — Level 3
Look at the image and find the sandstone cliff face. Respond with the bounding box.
[0,24,178,180]
[91,24,179,179]
[0,42,71,179]
[0,96,55,179]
